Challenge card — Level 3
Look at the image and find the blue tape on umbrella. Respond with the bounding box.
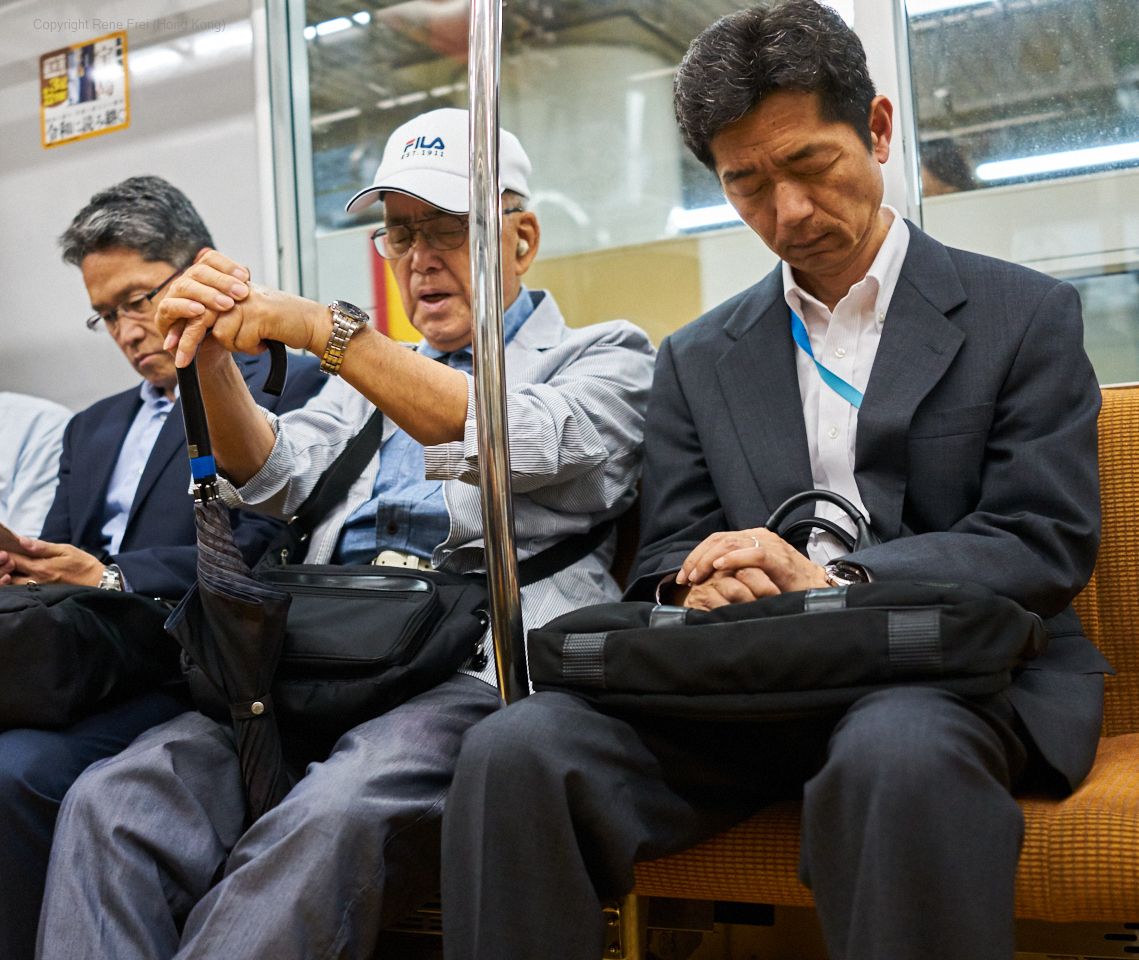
[190,455,217,480]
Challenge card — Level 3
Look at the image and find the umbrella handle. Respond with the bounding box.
[176,342,289,502]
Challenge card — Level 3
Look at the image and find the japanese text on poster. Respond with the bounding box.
[40,31,130,149]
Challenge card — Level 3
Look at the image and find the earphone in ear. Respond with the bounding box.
[516,239,530,257]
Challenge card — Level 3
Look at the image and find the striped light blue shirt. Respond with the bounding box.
[100,381,176,556]
[333,288,537,564]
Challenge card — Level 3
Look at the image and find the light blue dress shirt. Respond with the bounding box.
[0,392,72,537]
[100,381,177,556]
[333,287,539,565]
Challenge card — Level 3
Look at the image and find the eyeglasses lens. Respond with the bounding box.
[372,217,469,260]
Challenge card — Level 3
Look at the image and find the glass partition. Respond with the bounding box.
[906,0,1139,194]
[298,0,784,343]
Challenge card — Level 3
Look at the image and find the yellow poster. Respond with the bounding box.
[40,31,129,149]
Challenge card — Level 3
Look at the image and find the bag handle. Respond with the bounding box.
[765,489,880,552]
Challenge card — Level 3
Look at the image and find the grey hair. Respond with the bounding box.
[674,0,877,172]
[60,176,214,267]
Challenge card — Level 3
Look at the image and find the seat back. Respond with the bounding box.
[1071,385,1139,737]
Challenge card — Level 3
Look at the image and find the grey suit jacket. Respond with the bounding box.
[628,222,1112,791]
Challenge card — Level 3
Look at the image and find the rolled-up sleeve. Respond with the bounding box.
[423,322,656,514]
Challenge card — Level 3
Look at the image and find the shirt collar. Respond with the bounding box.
[139,379,177,409]
[420,285,536,362]
[782,205,910,326]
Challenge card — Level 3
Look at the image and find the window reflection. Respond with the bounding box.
[907,0,1139,192]
[304,0,743,254]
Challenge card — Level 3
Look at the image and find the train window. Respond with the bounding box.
[906,0,1139,195]
[1071,270,1139,385]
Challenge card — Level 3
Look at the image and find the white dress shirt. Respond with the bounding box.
[781,206,910,565]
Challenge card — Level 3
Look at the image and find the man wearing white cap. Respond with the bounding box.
[35,108,655,960]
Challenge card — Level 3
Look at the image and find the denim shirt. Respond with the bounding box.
[332,287,539,564]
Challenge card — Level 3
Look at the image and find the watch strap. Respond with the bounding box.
[321,303,368,376]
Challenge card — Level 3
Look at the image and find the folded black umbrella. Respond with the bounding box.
[166,344,295,822]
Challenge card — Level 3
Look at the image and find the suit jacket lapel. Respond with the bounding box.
[716,273,814,518]
[126,399,186,531]
[855,224,968,540]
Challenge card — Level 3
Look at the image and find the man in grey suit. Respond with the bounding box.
[442,3,1111,959]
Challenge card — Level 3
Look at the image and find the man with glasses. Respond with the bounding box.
[0,176,325,960]
[36,109,655,960]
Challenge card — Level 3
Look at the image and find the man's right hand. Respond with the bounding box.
[157,249,332,368]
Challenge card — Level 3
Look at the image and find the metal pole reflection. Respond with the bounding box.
[468,0,528,704]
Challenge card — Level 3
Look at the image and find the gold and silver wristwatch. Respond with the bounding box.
[320,300,371,376]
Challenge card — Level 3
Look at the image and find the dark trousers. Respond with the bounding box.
[0,688,187,960]
[442,686,1034,960]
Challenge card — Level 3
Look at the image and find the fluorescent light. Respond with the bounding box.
[311,107,362,127]
[303,25,316,40]
[976,141,1139,181]
[906,0,991,15]
[666,203,743,233]
[352,10,371,24]
[191,21,253,58]
[315,17,352,36]
[129,46,183,76]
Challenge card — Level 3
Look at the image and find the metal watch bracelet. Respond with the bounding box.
[320,300,370,376]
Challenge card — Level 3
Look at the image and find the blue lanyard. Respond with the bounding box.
[790,310,864,409]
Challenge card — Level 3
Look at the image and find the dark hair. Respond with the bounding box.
[674,0,877,171]
[59,175,213,267]
[921,139,975,192]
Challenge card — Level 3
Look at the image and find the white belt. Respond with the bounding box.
[372,549,433,571]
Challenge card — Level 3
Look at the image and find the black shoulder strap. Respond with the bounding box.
[516,518,615,587]
[282,407,616,582]
[288,410,385,540]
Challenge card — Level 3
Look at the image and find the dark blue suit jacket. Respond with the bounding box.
[41,352,326,600]
[629,222,1111,791]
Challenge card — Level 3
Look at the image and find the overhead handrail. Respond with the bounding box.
[468,0,528,704]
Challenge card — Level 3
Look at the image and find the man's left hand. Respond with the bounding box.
[676,527,828,596]
[0,538,105,587]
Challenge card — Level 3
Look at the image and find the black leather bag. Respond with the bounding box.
[183,411,610,737]
[0,583,179,731]
[527,581,1047,720]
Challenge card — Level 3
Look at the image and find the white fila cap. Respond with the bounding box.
[345,107,532,215]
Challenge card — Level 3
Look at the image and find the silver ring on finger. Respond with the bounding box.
[750,536,761,550]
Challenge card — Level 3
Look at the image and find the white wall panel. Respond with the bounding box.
[0,0,271,411]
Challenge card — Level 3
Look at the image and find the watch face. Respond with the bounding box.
[330,300,371,325]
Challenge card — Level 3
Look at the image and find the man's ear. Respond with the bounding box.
[867,95,893,165]
[513,212,540,276]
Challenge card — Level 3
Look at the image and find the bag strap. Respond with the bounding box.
[515,518,615,588]
[278,407,617,581]
[287,410,386,542]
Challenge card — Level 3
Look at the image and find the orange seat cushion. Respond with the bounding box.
[634,734,1139,922]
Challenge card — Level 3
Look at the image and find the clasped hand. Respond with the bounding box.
[0,538,104,587]
[156,249,323,368]
[675,527,828,610]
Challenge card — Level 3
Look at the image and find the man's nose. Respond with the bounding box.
[115,314,151,345]
[406,231,447,273]
[773,181,813,229]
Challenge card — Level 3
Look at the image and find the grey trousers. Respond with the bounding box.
[36,673,501,960]
[442,686,1031,960]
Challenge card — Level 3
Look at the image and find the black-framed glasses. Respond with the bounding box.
[85,268,184,331]
[371,207,524,260]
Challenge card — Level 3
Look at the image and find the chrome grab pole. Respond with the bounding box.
[468,0,528,704]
